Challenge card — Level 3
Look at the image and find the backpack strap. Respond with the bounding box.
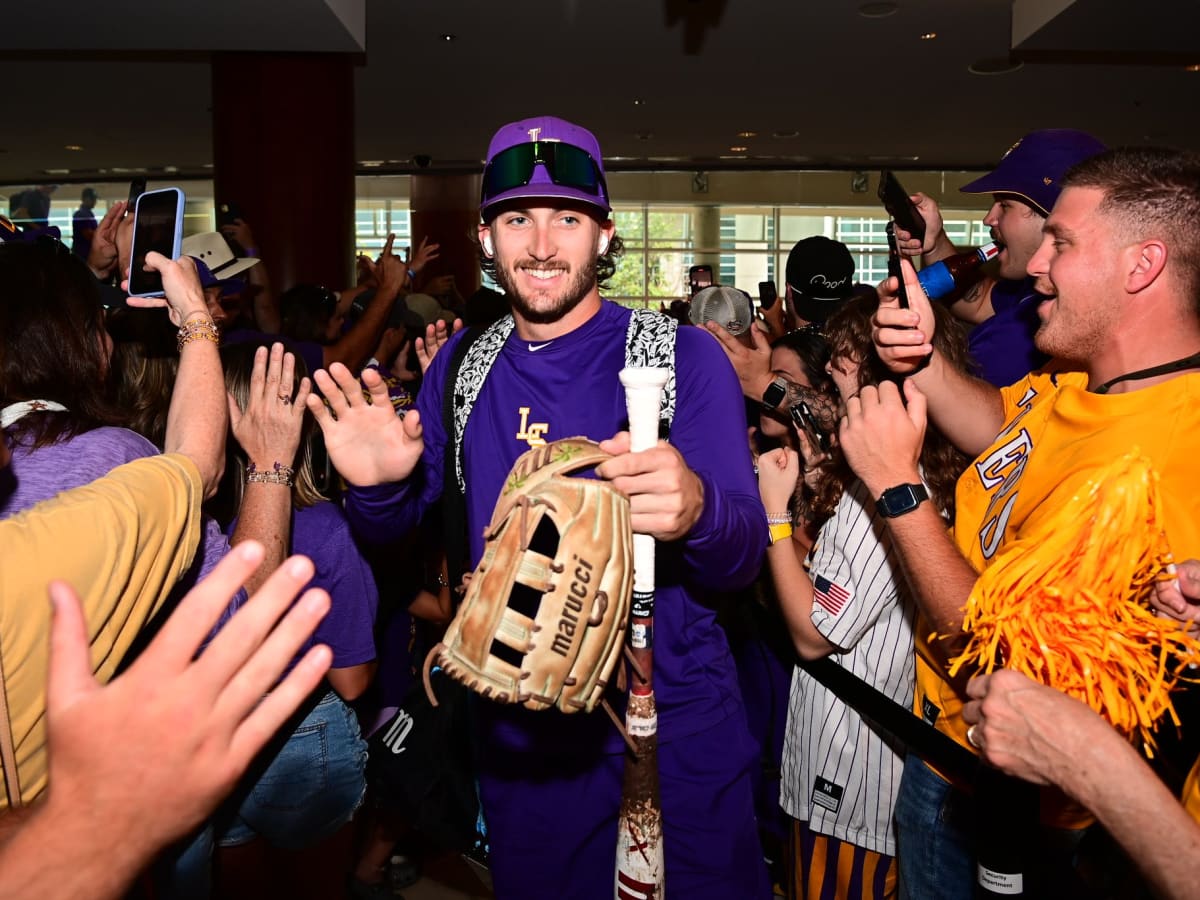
[451,315,515,494]
[624,308,677,435]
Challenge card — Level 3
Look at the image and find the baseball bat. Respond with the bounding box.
[614,367,669,900]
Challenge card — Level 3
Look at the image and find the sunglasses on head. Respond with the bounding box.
[481,141,608,205]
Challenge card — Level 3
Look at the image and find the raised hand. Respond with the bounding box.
[124,252,209,326]
[306,363,424,486]
[757,447,800,514]
[703,320,774,401]
[85,200,127,279]
[415,317,463,375]
[872,256,936,375]
[229,344,311,472]
[892,192,945,258]
[839,379,926,497]
[408,235,441,275]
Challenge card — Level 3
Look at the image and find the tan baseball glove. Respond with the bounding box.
[430,438,633,713]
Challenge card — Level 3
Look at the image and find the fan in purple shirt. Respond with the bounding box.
[308,116,771,900]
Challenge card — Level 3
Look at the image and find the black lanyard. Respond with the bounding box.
[1093,351,1200,394]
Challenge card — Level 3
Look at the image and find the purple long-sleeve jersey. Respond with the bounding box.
[346,300,766,754]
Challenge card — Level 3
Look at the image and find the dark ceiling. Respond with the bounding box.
[2,0,1199,184]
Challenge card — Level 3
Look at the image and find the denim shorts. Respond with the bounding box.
[216,688,368,849]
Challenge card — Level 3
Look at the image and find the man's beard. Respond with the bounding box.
[495,257,599,325]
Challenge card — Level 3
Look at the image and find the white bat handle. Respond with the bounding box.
[620,367,669,597]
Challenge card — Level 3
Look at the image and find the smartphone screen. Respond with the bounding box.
[759,281,778,310]
[886,222,911,310]
[688,264,713,298]
[878,170,926,242]
[128,188,184,298]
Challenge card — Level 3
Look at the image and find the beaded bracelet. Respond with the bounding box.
[246,461,295,487]
[766,512,792,525]
[177,318,220,352]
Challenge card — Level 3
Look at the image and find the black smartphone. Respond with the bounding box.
[217,201,244,228]
[126,177,147,211]
[688,264,713,298]
[128,188,184,298]
[878,169,926,242]
[789,400,832,454]
[759,281,778,311]
[886,222,911,310]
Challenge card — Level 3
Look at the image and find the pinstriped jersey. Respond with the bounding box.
[780,479,919,856]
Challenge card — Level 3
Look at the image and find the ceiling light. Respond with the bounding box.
[858,2,898,18]
[633,99,645,106]
[729,146,748,153]
[636,131,653,141]
[439,33,456,42]
[1186,64,1200,72]
[359,160,384,167]
[736,131,757,139]
[772,130,800,139]
[44,169,70,175]
[64,144,84,151]
[968,57,1024,76]
[920,32,937,40]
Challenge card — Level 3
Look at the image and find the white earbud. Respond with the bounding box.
[482,235,494,257]
[598,236,609,255]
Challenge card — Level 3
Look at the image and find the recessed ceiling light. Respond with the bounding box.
[1186,64,1200,72]
[164,166,178,173]
[64,144,84,151]
[969,57,1024,76]
[920,32,937,40]
[359,160,384,167]
[858,2,898,18]
[772,130,800,139]
[633,99,645,106]
[439,33,456,42]
[44,169,70,175]
[736,131,757,139]
[729,146,748,152]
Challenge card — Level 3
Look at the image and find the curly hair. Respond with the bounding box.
[823,290,972,519]
[768,329,850,528]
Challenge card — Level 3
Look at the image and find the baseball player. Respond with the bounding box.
[308,116,771,899]
[851,147,1200,897]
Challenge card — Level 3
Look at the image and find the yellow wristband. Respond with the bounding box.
[768,522,793,545]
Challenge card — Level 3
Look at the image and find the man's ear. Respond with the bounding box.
[1126,239,1167,294]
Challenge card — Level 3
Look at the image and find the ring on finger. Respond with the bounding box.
[967,724,981,750]
[278,394,292,405]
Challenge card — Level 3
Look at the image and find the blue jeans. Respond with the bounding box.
[894,754,975,900]
[159,690,367,898]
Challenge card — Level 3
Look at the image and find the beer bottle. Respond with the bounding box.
[917,242,1001,301]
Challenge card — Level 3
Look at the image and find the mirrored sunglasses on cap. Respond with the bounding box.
[481,141,608,205]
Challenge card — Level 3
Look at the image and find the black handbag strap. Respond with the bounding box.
[798,656,980,784]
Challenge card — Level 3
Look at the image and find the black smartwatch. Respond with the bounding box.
[761,376,789,411]
[876,483,929,518]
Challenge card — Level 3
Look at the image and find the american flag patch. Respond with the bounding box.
[813,573,851,617]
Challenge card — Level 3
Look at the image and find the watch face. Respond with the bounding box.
[879,484,927,517]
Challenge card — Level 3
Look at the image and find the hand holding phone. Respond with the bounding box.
[127,188,185,298]
[886,223,911,310]
[878,170,926,243]
[758,281,778,311]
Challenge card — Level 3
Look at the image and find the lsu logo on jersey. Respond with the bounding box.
[516,406,549,448]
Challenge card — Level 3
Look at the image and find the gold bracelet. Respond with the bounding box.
[245,461,295,487]
[182,311,214,327]
[766,512,792,525]
[176,319,220,352]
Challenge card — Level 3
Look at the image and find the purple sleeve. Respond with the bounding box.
[302,504,379,667]
[343,330,461,543]
[670,327,767,590]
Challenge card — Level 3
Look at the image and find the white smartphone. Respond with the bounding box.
[127,187,185,298]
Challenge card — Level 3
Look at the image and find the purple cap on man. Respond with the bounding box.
[960,129,1107,217]
[479,116,611,221]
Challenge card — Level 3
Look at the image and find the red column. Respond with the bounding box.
[211,53,356,292]
[409,174,482,299]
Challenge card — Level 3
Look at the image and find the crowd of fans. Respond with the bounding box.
[3,117,1200,900]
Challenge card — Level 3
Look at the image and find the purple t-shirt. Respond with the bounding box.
[968,276,1049,388]
[0,426,243,620]
[346,300,767,754]
[227,500,378,672]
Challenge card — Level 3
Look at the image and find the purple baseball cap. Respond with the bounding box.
[480,116,611,220]
[191,257,247,296]
[961,129,1107,217]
